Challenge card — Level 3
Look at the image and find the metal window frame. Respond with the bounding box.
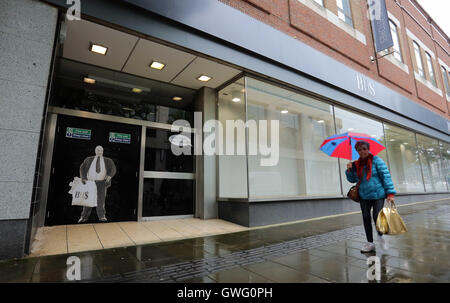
[425,51,436,86]
[413,41,425,78]
[337,0,353,27]
[441,66,450,96]
[388,19,403,63]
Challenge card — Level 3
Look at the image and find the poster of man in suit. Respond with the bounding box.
[78,145,116,223]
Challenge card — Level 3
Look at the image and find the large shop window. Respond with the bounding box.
[383,124,425,193]
[218,77,248,198]
[416,134,447,192]
[246,78,340,198]
[438,141,450,191]
[218,76,341,199]
[217,76,449,200]
[334,107,388,194]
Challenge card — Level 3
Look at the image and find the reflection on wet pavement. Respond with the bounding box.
[0,199,449,283]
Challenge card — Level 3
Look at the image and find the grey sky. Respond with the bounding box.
[416,0,449,37]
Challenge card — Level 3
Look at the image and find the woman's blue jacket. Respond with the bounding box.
[345,156,396,200]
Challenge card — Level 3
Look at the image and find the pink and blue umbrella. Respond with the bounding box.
[320,132,386,161]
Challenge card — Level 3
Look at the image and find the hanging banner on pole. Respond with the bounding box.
[368,0,393,53]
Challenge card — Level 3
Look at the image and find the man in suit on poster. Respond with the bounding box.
[78,145,116,223]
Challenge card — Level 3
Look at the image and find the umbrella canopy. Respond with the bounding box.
[320,132,386,161]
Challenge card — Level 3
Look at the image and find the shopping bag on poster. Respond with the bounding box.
[69,178,97,207]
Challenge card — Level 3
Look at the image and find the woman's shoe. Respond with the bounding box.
[360,242,376,253]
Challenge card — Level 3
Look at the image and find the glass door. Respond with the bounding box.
[141,127,195,218]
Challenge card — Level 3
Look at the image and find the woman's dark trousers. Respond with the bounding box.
[359,198,385,243]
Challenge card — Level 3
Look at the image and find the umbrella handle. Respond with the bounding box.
[349,136,352,161]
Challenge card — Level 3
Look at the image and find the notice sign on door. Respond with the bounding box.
[66,127,91,140]
[109,132,131,144]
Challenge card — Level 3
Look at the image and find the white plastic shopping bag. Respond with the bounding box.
[69,178,97,207]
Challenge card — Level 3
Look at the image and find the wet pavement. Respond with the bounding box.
[1,199,449,283]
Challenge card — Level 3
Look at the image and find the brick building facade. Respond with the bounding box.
[219,0,450,118]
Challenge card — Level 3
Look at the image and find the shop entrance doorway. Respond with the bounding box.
[45,114,141,225]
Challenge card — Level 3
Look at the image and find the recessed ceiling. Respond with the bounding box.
[62,19,139,71]
[55,58,197,109]
[122,39,196,82]
[62,18,242,90]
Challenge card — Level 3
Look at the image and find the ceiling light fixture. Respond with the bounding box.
[197,75,212,82]
[132,88,143,93]
[231,91,241,102]
[281,109,289,114]
[150,61,165,70]
[172,96,183,101]
[90,43,108,55]
[83,77,96,84]
[317,120,324,123]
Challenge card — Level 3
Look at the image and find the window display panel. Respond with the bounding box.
[334,107,389,194]
[383,123,425,193]
[246,77,341,198]
[416,134,447,192]
[218,77,248,198]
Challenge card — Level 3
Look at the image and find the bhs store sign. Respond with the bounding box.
[356,74,376,97]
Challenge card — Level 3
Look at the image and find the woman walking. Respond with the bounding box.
[346,141,396,253]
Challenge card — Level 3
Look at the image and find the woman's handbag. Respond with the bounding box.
[347,179,361,203]
[376,200,408,235]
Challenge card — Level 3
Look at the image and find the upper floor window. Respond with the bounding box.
[413,41,425,78]
[425,52,436,86]
[337,0,353,27]
[441,66,450,97]
[313,0,324,6]
[389,19,402,62]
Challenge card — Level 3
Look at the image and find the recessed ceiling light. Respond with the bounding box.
[132,88,143,93]
[281,109,289,114]
[403,142,409,145]
[90,43,108,55]
[197,75,212,82]
[150,61,165,70]
[317,120,324,123]
[172,96,183,101]
[83,77,96,84]
[231,91,241,102]
[390,139,396,142]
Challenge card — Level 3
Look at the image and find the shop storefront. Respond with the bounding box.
[1,0,448,259]
[32,0,449,231]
